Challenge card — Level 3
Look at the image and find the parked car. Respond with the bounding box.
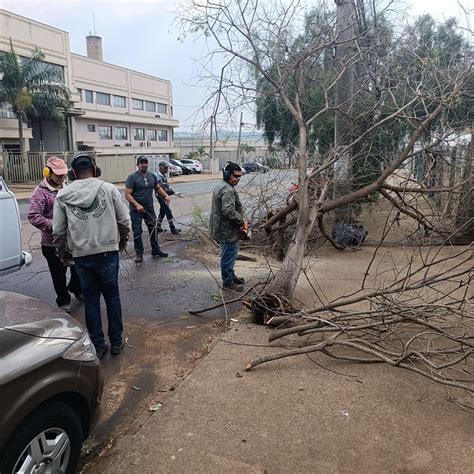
[242,162,269,173]
[170,158,192,175]
[0,178,103,474]
[180,158,203,174]
[223,161,246,175]
[168,162,183,177]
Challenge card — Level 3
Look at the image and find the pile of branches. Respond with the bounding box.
[246,246,474,394]
[240,173,330,259]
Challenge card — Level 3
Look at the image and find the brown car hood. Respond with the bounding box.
[0,290,85,340]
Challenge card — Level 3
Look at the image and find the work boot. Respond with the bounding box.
[223,281,244,291]
[96,344,108,360]
[111,341,124,355]
[135,254,143,264]
[170,227,181,235]
[233,275,245,284]
[152,250,169,258]
[59,304,72,313]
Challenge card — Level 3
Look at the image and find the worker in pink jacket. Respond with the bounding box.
[28,156,82,312]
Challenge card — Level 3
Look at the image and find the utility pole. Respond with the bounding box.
[209,115,215,173]
[236,111,243,165]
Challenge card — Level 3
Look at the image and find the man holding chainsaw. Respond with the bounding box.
[125,156,170,263]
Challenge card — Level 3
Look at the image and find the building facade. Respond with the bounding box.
[0,9,179,159]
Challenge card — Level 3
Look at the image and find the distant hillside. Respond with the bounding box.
[175,130,264,141]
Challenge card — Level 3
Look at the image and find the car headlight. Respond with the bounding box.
[63,334,97,362]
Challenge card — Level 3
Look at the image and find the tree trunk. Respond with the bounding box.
[17,114,24,155]
[333,0,355,222]
[456,131,473,240]
[267,124,317,297]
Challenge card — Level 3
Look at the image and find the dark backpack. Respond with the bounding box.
[331,219,368,248]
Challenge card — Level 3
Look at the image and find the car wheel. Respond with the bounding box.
[0,402,83,474]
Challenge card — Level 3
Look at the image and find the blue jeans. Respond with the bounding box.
[130,207,160,256]
[157,196,175,228]
[74,251,123,351]
[220,241,239,284]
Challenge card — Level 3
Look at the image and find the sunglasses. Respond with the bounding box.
[232,174,242,179]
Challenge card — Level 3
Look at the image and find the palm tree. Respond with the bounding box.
[240,142,256,162]
[186,145,209,162]
[0,41,70,154]
[195,145,208,159]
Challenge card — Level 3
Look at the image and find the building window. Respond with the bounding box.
[98,125,112,140]
[115,127,128,140]
[146,129,157,141]
[77,88,82,100]
[87,124,96,132]
[27,59,65,83]
[96,92,111,106]
[156,103,167,114]
[132,98,144,110]
[85,90,94,103]
[158,129,168,142]
[113,95,126,108]
[134,128,145,140]
[145,101,156,113]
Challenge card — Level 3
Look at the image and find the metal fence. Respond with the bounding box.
[3,153,46,183]
[0,151,143,183]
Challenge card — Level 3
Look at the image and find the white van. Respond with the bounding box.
[0,177,32,274]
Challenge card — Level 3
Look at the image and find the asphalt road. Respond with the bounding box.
[17,170,297,220]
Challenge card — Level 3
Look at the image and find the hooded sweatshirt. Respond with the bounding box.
[53,178,130,258]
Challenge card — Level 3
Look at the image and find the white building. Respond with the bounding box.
[0,9,179,160]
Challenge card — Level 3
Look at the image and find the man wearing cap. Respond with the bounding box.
[155,161,181,235]
[125,156,171,263]
[28,156,82,312]
[53,154,130,359]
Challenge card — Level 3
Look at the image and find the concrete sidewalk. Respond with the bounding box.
[8,172,220,200]
[86,317,472,473]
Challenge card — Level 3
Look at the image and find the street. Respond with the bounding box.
[3,171,281,465]
[16,178,221,221]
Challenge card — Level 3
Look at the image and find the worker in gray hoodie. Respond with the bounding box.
[53,153,130,360]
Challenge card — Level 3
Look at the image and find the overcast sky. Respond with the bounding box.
[2,0,472,133]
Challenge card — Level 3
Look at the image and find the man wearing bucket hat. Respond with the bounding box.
[28,156,82,312]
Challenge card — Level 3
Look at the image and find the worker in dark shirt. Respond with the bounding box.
[125,156,170,264]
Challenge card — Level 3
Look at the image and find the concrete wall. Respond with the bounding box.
[0,9,70,68]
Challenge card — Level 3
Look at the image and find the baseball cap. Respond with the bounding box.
[46,156,68,175]
[159,161,169,168]
[136,155,149,164]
